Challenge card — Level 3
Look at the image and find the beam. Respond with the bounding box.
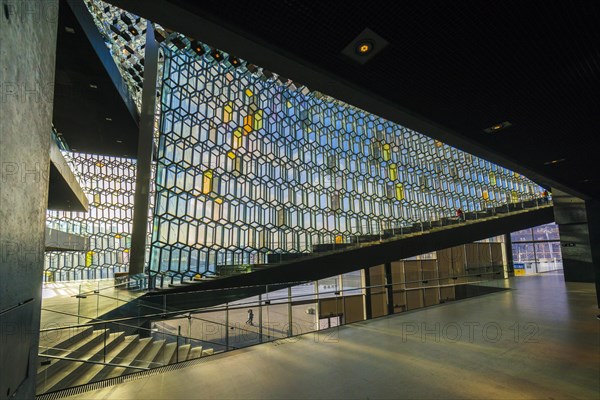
[48,138,89,212]
[67,0,140,125]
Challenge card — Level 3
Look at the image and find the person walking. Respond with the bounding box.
[246,309,254,326]
[456,208,464,222]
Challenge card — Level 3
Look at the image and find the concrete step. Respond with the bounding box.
[39,326,93,356]
[37,328,108,378]
[201,348,214,357]
[151,342,177,368]
[129,339,166,370]
[101,337,153,380]
[68,334,140,387]
[188,346,203,360]
[37,331,124,394]
[176,343,191,363]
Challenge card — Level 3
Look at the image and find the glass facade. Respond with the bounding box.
[149,36,543,279]
[511,223,562,274]
[46,1,546,283]
[45,153,137,281]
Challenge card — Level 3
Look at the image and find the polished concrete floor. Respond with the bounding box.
[40,280,144,334]
[62,273,599,399]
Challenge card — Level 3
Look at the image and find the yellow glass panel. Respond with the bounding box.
[253,110,263,130]
[202,170,213,194]
[489,172,496,186]
[286,101,292,108]
[434,140,443,147]
[395,183,404,201]
[215,197,223,204]
[223,102,233,123]
[85,251,94,267]
[482,190,489,201]
[382,144,391,161]
[335,235,343,244]
[389,163,398,180]
[232,128,243,149]
[115,234,122,239]
[245,88,253,97]
[511,191,518,203]
[243,114,253,134]
[227,151,236,159]
[124,248,129,253]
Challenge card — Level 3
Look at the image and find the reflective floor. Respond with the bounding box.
[40,280,144,333]
[61,273,599,399]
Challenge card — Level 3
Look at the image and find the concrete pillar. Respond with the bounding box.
[129,23,159,277]
[552,188,600,307]
[504,233,514,277]
[0,1,58,399]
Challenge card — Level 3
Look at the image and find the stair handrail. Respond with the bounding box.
[40,265,504,333]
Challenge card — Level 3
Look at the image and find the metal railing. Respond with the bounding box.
[38,263,507,395]
[151,194,551,286]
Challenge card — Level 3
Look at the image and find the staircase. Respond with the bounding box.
[36,326,215,395]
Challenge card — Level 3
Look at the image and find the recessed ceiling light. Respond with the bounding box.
[65,26,75,34]
[543,158,566,165]
[105,117,112,121]
[342,28,388,65]
[89,83,98,89]
[116,140,123,143]
[483,121,512,133]
[355,40,375,55]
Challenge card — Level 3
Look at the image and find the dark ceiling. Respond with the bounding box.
[86,0,600,200]
[54,0,138,157]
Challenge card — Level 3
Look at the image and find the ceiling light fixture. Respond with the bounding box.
[89,83,98,89]
[65,26,75,34]
[543,158,566,165]
[105,117,113,121]
[210,49,224,62]
[483,121,512,133]
[355,40,375,55]
[342,28,388,65]
[116,140,123,143]
[190,40,205,57]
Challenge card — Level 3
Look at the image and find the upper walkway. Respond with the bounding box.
[57,273,599,400]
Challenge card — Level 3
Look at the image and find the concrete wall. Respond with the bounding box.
[552,188,600,306]
[0,1,58,398]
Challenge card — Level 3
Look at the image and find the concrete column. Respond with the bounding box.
[364,267,372,319]
[0,1,58,399]
[504,233,514,277]
[384,262,394,315]
[552,188,600,307]
[129,23,159,277]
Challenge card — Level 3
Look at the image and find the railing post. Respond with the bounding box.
[177,325,180,363]
[258,293,263,343]
[96,281,100,318]
[288,287,293,336]
[103,322,107,364]
[225,302,229,351]
[77,284,82,324]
